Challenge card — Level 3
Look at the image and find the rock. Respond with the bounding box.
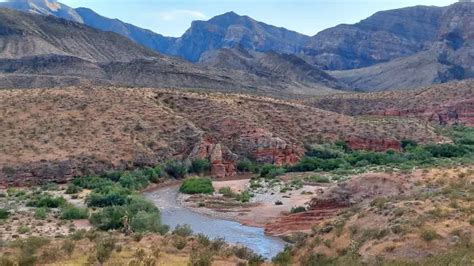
[189,138,238,178]
[239,128,303,166]
[346,135,401,152]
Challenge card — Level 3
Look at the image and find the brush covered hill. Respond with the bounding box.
[305,80,474,126]
[0,86,446,186]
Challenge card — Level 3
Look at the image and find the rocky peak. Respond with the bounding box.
[0,0,84,23]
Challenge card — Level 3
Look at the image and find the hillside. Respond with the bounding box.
[199,47,347,91]
[0,9,343,95]
[0,8,157,62]
[305,80,474,126]
[0,86,446,185]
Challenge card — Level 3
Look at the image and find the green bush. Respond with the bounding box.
[130,211,168,234]
[141,166,162,183]
[165,161,188,179]
[73,176,114,190]
[60,205,89,220]
[260,164,286,178]
[86,191,128,207]
[272,247,293,265]
[179,178,214,194]
[238,191,251,203]
[89,206,127,231]
[18,225,31,234]
[0,208,9,219]
[34,207,48,220]
[236,158,258,173]
[27,195,66,208]
[173,224,193,237]
[65,184,82,194]
[218,187,236,198]
[423,144,467,158]
[420,228,439,242]
[190,158,210,175]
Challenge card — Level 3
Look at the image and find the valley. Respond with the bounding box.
[0,0,473,265]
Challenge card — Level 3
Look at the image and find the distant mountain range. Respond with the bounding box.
[0,0,473,92]
[0,8,341,96]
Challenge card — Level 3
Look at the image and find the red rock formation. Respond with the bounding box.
[239,128,303,166]
[373,99,474,126]
[189,138,237,178]
[346,135,401,152]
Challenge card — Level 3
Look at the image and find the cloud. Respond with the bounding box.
[158,9,207,22]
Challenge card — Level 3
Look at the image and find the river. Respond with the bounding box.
[144,186,286,259]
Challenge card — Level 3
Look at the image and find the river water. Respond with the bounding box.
[144,186,286,259]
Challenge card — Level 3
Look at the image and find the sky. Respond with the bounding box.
[57,0,458,37]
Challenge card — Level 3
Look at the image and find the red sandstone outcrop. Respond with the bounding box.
[189,138,238,178]
[238,128,303,166]
[346,135,401,152]
[374,99,474,126]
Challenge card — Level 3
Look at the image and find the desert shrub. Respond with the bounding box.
[86,190,128,207]
[141,166,162,183]
[238,191,251,203]
[173,236,187,250]
[130,211,168,234]
[196,234,211,247]
[420,228,439,242]
[0,256,15,266]
[165,160,188,179]
[180,178,214,194]
[90,206,127,230]
[290,206,307,214]
[62,239,75,257]
[236,158,258,173]
[260,165,286,178]
[65,184,82,194]
[118,171,149,190]
[70,229,87,241]
[90,197,160,231]
[233,246,264,263]
[218,187,236,198]
[41,182,59,191]
[27,195,66,208]
[272,247,293,265]
[17,225,31,234]
[423,144,467,158]
[173,224,193,237]
[305,144,342,159]
[96,237,116,264]
[0,208,9,219]
[401,139,418,149]
[190,158,211,175]
[34,207,48,220]
[60,205,89,220]
[101,171,124,182]
[370,197,389,210]
[73,176,114,190]
[189,248,214,266]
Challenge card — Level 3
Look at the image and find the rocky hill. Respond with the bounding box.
[0,8,156,62]
[0,9,343,95]
[199,47,347,91]
[329,2,474,91]
[0,86,445,185]
[305,80,474,126]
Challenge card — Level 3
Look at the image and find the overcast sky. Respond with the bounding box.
[59,0,458,37]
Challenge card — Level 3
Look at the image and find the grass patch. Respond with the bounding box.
[179,178,214,194]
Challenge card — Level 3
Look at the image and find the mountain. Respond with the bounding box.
[199,47,346,91]
[74,7,175,54]
[166,12,311,62]
[0,0,83,22]
[0,9,341,96]
[0,8,157,62]
[301,5,445,70]
[329,2,474,91]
